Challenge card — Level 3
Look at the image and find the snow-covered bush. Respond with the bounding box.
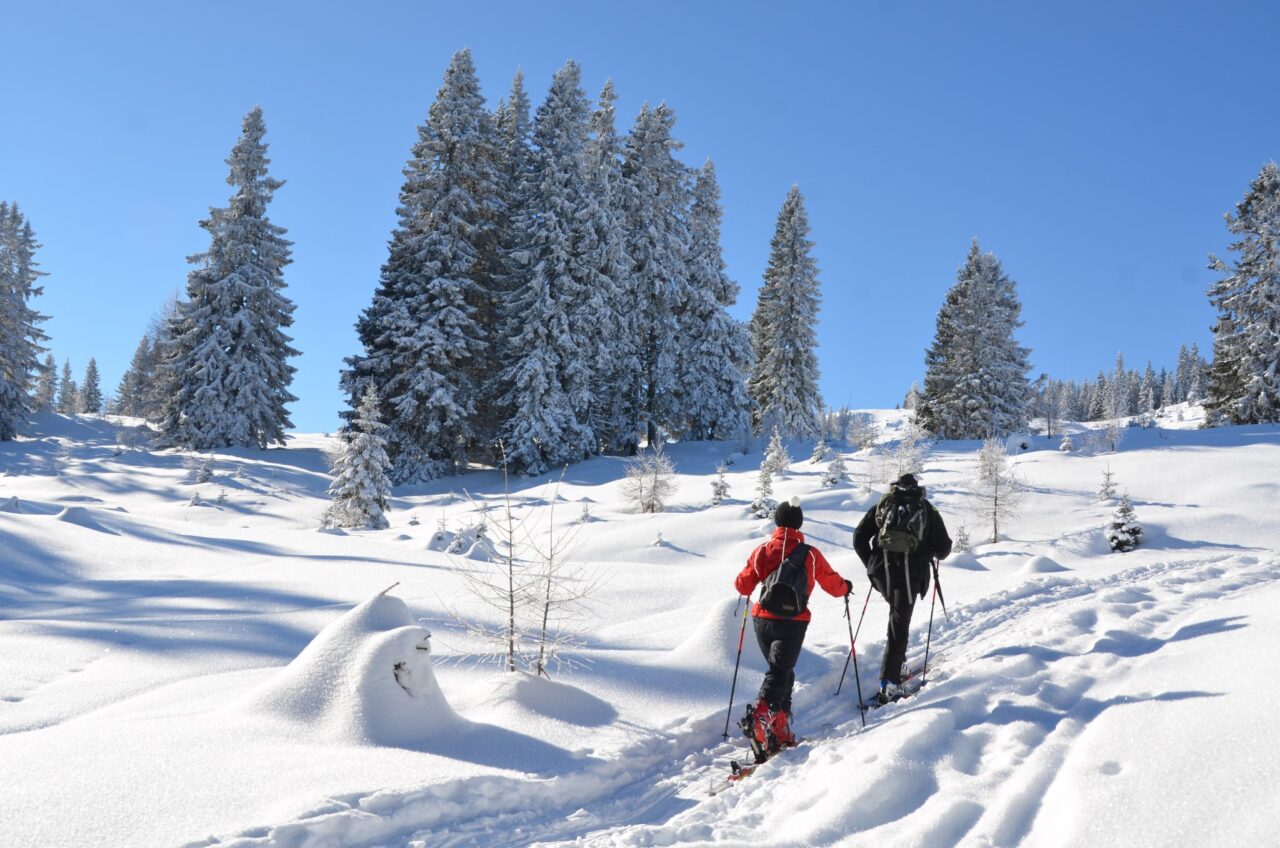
[1059,433,1074,452]
[810,436,830,464]
[954,524,971,553]
[1107,494,1143,552]
[622,445,676,514]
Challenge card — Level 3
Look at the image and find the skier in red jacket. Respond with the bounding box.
[734,496,852,760]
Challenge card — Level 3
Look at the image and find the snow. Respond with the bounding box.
[1,409,1278,846]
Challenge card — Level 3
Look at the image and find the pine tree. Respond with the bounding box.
[342,49,502,481]
[710,464,730,504]
[917,240,1031,439]
[115,335,156,418]
[583,81,641,455]
[762,425,792,476]
[79,358,103,414]
[821,451,849,487]
[0,203,50,439]
[1139,362,1158,413]
[57,360,78,415]
[163,107,297,449]
[973,438,1021,543]
[1107,493,1143,552]
[678,160,752,441]
[622,103,692,446]
[1059,432,1075,452]
[953,524,971,554]
[747,186,823,438]
[323,387,392,530]
[1204,162,1280,425]
[34,353,57,413]
[1098,465,1118,501]
[493,61,599,475]
[810,434,830,464]
[750,464,777,519]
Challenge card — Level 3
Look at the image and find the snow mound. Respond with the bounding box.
[480,671,615,727]
[667,595,762,673]
[0,496,24,513]
[946,552,987,571]
[1020,554,1069,574]
[53,506,118,534]
[239,590,457,748]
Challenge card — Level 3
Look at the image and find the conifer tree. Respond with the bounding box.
[57,360,78,415]
[1107,494,1143,552]
[679,160,752,441]
[323,387,392,530]
[710,464,730,505]
[0,203,50,439]
[115,335,156,418]
[750,464,777,519]
[34,353,57,413]
[79,358,103,414]
[762,425,792,476]
[495,60,595,475]
[622,103,693,446]
[163,107,297,449]
[1098,466,1118,501]
[821,451,849,487]
[973,438,1021,543]
[583,81,640,455]
[342,50,502,480]
[748,186,823,438]
[1204,162,1280,425]
[917,240,1031,439]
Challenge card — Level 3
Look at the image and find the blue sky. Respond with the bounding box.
[2,1,1277,433]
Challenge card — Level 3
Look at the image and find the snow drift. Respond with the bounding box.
[239,589,456,748]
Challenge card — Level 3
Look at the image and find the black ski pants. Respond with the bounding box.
[881,588,915,683]
[753,616,807,713]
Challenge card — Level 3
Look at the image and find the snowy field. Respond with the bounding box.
[2,408,1278,847]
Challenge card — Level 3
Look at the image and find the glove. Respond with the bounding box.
[844,579,853,597]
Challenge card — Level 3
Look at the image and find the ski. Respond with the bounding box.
[724,738,804,784]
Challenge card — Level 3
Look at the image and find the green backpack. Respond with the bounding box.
[875,492,928,554]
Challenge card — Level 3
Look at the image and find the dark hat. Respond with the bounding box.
[774,497,803,530]
[894,473,919,489]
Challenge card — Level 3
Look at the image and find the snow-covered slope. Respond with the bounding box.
[1,409,1277,847]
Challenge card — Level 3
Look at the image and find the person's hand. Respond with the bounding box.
[844,579,853,597]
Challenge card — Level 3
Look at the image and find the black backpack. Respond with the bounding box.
[875,492,928,554]
[759,543,812,617]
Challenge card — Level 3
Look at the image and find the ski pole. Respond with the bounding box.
[923,581,938,687]
[835,585,871,696]
[722,591,752,740]
[930,558,950,624]
[835,593,868,726]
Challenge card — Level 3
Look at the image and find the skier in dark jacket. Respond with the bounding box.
[853,473,951,704]
[735,497,851,760]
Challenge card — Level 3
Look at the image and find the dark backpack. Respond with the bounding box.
[875,492,927,554]
[759,543,812,617]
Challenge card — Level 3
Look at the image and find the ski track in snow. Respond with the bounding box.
[216,552,1280,848]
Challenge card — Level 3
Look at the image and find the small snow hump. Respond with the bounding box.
[238,591,457,748]
[0,496,23,513]
[53,506,119,534]
[1020,555,1069,574]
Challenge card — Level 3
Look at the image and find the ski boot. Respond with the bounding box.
[769,708,797,750]
[739,698,774,764]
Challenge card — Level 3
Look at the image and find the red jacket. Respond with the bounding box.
[735,527,848,621]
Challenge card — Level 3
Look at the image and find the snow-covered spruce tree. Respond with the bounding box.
[342,50,501,481]
[678,160,752,441]
[34,353,57,413]
[821,450,849,487]
[891,414,929,482]
[1059,432,1075,452]
[953,524,971,554]
[1107,493,1143,552]
[917,240,1032,440]
[57,359,77,415]
[762,425,792,476]
[114,335,155,418]
[0,203,49,439]
[622,444,676,514]
[972,437,1021,543]
[748,186,823,438]
[1204,162,1280,426]
[162,107,297,450]
[323,387,392,530]
[710,464,730,504]
[1098,466,1118,501]
[904,382,922,411]
[79,358,103,414]
[810,434,830,464]
[750,464,777,519]
[496,61,600,475]
[620,103,693,447]
[580,80,640,455]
